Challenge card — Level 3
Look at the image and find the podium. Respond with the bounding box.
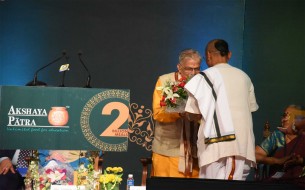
[0,86,130,151]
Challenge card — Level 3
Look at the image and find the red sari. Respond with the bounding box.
[267,133,305,187]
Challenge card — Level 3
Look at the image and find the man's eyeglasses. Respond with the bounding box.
[180,64,201,72]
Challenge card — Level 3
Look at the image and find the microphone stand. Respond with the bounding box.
[26,51,67,86]
[59,71,66,87]
[78,51,92,88]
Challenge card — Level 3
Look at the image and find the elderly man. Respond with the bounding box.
[151,48,202,177]
[184,39,259,180]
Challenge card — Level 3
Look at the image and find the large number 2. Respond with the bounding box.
[100,102,129,137]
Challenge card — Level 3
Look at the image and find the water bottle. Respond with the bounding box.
[126,174,134,190]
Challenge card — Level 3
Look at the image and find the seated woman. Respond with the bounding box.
[39,150,101,171]
[255,105,305,187]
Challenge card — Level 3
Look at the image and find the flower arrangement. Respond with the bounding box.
[99,167,123,190]
[38,163,74,190]
[156,76,188,112]
[76,162,100,190]
[24,150,101,190]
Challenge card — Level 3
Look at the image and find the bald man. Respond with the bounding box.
[184,39,259,180]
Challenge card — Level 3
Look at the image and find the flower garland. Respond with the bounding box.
[24,150,40,190]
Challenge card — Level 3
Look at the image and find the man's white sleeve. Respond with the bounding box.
[185,93,200,114]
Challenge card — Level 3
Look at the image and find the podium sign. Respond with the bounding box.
[0,86,130,151]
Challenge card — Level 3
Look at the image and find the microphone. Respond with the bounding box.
[58,55,69,87]
[26,51,67,86]
[78,51,92,88]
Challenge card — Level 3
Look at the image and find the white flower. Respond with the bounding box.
[163,87,172,95]
[165,92,180,101]
[157,86,173,97]
[78,163,88,173]
[47,170,65,183]
[156,86,163,91]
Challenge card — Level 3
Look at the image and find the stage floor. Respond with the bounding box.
[146,177,303,190]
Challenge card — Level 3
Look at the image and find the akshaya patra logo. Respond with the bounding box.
[7,105,69,128]
[80,89,130,152]
[48,107,69,126]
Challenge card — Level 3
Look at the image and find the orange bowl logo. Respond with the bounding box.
[48,107,69,126]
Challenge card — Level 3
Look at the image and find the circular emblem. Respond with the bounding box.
[80,89,129,151]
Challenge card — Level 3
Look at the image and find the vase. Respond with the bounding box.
[100,183,119,190]
[48,106,69,126]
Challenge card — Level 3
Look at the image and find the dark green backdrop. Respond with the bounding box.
[0,0,304,186]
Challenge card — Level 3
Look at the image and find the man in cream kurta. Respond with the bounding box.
[184,39,259,180]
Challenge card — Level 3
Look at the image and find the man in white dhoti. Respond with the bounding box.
[184,39,259,180]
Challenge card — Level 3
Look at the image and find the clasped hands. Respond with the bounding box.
[283,154,304,169]
[0,158,15,175]
[179,112,202,122]
[275,153,304,171]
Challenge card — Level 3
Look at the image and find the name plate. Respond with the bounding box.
[130,186,146,190]
[50,185,85,190]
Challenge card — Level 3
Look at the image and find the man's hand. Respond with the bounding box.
[48,151,66,162]
[0,158,15,175]
[180,112,202,121]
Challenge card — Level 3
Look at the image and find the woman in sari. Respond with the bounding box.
[255,105,305,187]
